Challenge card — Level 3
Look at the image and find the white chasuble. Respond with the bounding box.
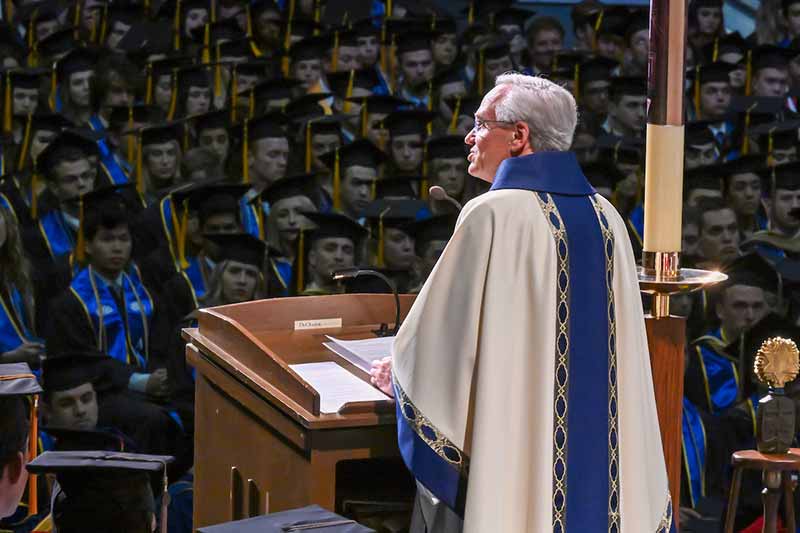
[392,152,673,532]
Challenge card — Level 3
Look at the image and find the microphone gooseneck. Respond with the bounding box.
[428,185,463,211]
[331,268,401,336]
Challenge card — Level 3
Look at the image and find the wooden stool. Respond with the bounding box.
[723,448,800,533]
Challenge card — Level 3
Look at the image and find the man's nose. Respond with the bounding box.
[464,129,475,146]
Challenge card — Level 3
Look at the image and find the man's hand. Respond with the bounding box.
[145,368,170,399]
[2,342,45,367]
[370,356,395,397]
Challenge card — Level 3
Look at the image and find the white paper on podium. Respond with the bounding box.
[322,335,395,371]
[289,362,390,414]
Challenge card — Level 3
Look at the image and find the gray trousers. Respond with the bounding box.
[409,482,464,533]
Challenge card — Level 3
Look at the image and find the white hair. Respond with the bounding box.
[492,72,578,152]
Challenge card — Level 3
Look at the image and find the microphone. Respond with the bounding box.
[428,185,463,211]
[332,267,401,337]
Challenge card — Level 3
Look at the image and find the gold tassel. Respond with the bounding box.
[73,2,81,40]
[693,65,702,120]
[387,0,393,17]
[26,397,38,516]
[210,0,216,23]
[136,131,144,194]
[467,1,474,24]
[248,89,255,119]
[371,179,376,200]
[231,70,239,122]
[767,128,776,167]
[305,121,313,172]
[202,24,211,64]
[448,96,461,133]
[30,167,39,219]
[126,106,135,162]
[242,119,250,184]
[333,148,341,210]
[592,10,604,51]
[167,71,178,120]
[48,68,57,111]
[389,35,397,93]
[426,80,433,135]
[16,113,32,170]
[360,101,368,138]
[214,46,223,97]
[314,0,321,24]
[75,196,85,263]
[745,50,752,96]
[256,201,264,239]
[741,104,754,155]
[343,70,355,113]
[377,209,388,267]
[380,22,388,79]
[144,0,150,16]
[173,0,182,51]
[145,64,153,104]
[3,74,12,135]
[712,37,720,62]
[282,0,296,78]
[332,31,340,72]
[296,229,305,293]
[178,201,189,269]
[182,123,189,152]
[421,144,428,200]
[573,64,580,103]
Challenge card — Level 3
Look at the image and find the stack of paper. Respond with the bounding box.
[322,335,395,372]
[289,362,390,414]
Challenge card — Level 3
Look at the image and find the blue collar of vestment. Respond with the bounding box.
[489,151,596,196]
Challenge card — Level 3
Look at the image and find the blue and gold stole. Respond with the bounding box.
[88,115,130,186]
[693,329,739,415]
[0,285,35,353]
[69,266,155,368]
[681,398,707,508]
[37,210,75,259]
[181,255,211,307]
[239,195,264,239]
[269,257,292,296]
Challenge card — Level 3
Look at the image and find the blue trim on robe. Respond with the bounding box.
[492,151,616,530]
[394,380,468,516]
[694,330,738,414]
[627,204,644,245]
[69,267,154,368]
[270,257,292,296]
[489,151,596,196]
[752,242,787,262]
[88,116,130,185]
[682,397,706,508]
[37,210,75,259]
[0,286,35,353]
[239,196,263,238]
[183,256,207,300]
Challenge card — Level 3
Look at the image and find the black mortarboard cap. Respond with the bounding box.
[0,22,25,56]
[37,129,98,170]
[445,95,481,118]
[140,122,182,146]
[362,198,424,226]
[769,160,800,191]
[579,57,618,85]
[752,45,796,72]
[685,121,717,147]
[685,165,724,192]
[217,38,257,61]
[26,450,174,527]
[250,78,302,102]
[610,76,646,99]
[625,10,650,41]
[433,65,467,88]
[596,135,643,166]
[581,160,626,191]
[30,112,72,133]
[481,39,512,62]
[492,6,536,29]
[722,252,781,294]
[14,1,62,26]
[108,105,163,130]
[689,62,736,85]
[382,109,437,137]
[595,6,630,37]
[41,352,105,393]
[287,18,323,42]
[0,363,42,396]
[176,64,212,90]
[319,138,386,169]
[752,120,800,151]
[344,94,407,115]
[55,47,98,81]
[172,182,249,220]
[716,155,767,179]
[81,184,136,224]
[232,59,270,79]
[426,135,467,160]
[191,19,245,46]
[303,212,368,243]
[353,17,380,37]
[197,505,375,533]
[407,214,456,255]
[191,109,230,132]
[3,67,46,89]
[430,16,458,36]
[322,0,373,26]
[284,93,332,122]
[261,174,319,205]
[702,32,749,64]
[149,56,194,79]
[290,35,329,62]
[36,28,79,59]
[204,233,266,266]
[327,68,380,98]
[246,112,289,141]
[301,114,345,136]
[395,30,433,55]
[42,427,129,453]
[373,176,424,199]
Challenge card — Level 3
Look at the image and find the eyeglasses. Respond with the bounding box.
[471,117,516,133]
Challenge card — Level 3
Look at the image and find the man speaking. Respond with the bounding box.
[371,73,672,532]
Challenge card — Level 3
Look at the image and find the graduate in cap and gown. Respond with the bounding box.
[382,109,437,181]
[742,161,800,261]
[425,135,470,215]
[405,214,457,293]
[716,156,769,239]
[53,48,98,126]
[26,451,174,533]
[318,138,387,220]
[260,174,320,297]
[0,363,48,532]
[687,62,736,150]
[394,30,436,109]
[292,212,367,296]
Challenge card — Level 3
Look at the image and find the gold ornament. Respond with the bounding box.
[754,337,800,389]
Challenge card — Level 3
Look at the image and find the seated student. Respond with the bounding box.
[685,254,775,420]
[361,199,422,293]
[425,135,469,215]
[743,161,800,261]
[156,183,249,322]
[24,130,98,265]
[407,214,457,293]
[46,185,170,382]
[166,233,267,432]
[136,122,184,204]
[694,197,741,269]
[3,69,43,147]
[26,451,174,533]
[0,364,43,527]
[382,109,437,178]
[318,139,387,220]
[716,156,768,239]
[292,212,367,296]
[0,204,43,367]
[261,175,320,297]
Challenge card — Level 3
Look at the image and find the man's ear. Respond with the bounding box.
[2,452,25,485]
[509,121,532,154]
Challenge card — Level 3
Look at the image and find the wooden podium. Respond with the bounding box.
[182,294,417,529]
